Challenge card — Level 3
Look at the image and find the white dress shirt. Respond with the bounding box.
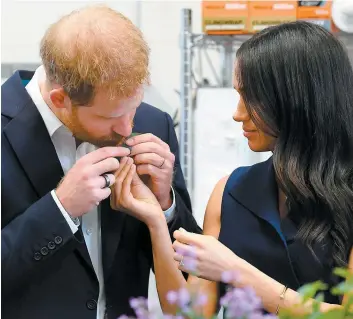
[25,66,176,319]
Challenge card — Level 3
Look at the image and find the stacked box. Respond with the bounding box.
[249,1,297,33]
[202,1,249,35]
[297,0,333,32]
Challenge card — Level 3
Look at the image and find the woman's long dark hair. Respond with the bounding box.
[236,21,353,266]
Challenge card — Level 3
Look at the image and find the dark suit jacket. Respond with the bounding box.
[1,70,202,319]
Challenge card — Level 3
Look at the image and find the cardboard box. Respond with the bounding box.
[297,0,332,19]
[202,1,249,35]
[249,1,297,33]
[297,1,333,32]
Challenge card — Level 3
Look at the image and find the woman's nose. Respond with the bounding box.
[233,101,249,123]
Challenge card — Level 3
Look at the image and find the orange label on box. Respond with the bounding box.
[249,1,297,33]
[249,1,297,15]
[202,1,249,34]
[297,0,332,19]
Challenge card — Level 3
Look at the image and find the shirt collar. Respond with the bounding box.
[25,65,65,137]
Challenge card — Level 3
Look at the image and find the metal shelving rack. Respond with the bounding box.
[179,8,252,201]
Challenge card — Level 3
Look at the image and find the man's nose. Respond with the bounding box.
[112,116,133,137]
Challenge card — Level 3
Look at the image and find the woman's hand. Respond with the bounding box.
[110,156,165,227]
[173,229,251,284]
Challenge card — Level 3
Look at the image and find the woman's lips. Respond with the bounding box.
[243,130,257,138]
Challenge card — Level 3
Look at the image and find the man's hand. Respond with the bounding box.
[125,133,175,210]
[55,146,130,217]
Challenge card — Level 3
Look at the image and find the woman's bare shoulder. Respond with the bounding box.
[203,175,230,238]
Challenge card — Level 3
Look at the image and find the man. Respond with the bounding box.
[1,5,201,319]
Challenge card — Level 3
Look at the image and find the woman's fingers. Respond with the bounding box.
[173,252,198,274]
[121,163,135,202]
[113,157,133,208]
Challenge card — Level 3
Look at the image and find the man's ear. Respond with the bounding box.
[49,88,72,110]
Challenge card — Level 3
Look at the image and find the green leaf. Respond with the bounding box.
[331,281,353,295]
[129,132,142,138]
[278,307,310,319]
[311,293,325,313]
[315,309,346,319]
[297,281,328,303]
[307,312,323,319]
[315,293,325,303]
[333,268,353,281]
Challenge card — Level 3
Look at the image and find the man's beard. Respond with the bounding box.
[61,109,128,148]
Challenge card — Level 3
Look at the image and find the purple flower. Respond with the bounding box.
[221,270,240,284]
[129,297,148,310]
[195,293,208,307]
[220,289,233,307]
[221,271,233,284]
[135,308,149,319]
[177,288,191,309]
[249,314,279,319]
[166,288,192,313]
[183,257,197,273]
[129,298,139,309]
[129,297,149,319]
[221,286,264,318]
[166,291,178,305]
[249,313,267,319]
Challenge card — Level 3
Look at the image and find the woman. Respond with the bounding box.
[111,21,353,316]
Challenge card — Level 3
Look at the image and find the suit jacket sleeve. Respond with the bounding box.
[1,192,83,296]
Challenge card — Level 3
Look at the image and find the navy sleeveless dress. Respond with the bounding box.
[217,157,349,307]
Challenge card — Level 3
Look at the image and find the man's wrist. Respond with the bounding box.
[160,197,173,211]
[159,187,173,211]
[51,190,79,233]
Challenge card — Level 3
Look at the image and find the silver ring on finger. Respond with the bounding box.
[101,174,111,188]
[159,158,166,169]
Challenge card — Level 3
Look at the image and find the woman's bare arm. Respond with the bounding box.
[149,176,229,316]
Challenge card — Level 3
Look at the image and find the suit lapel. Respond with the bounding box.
[3,98,64,198]
[2,74,94,271]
